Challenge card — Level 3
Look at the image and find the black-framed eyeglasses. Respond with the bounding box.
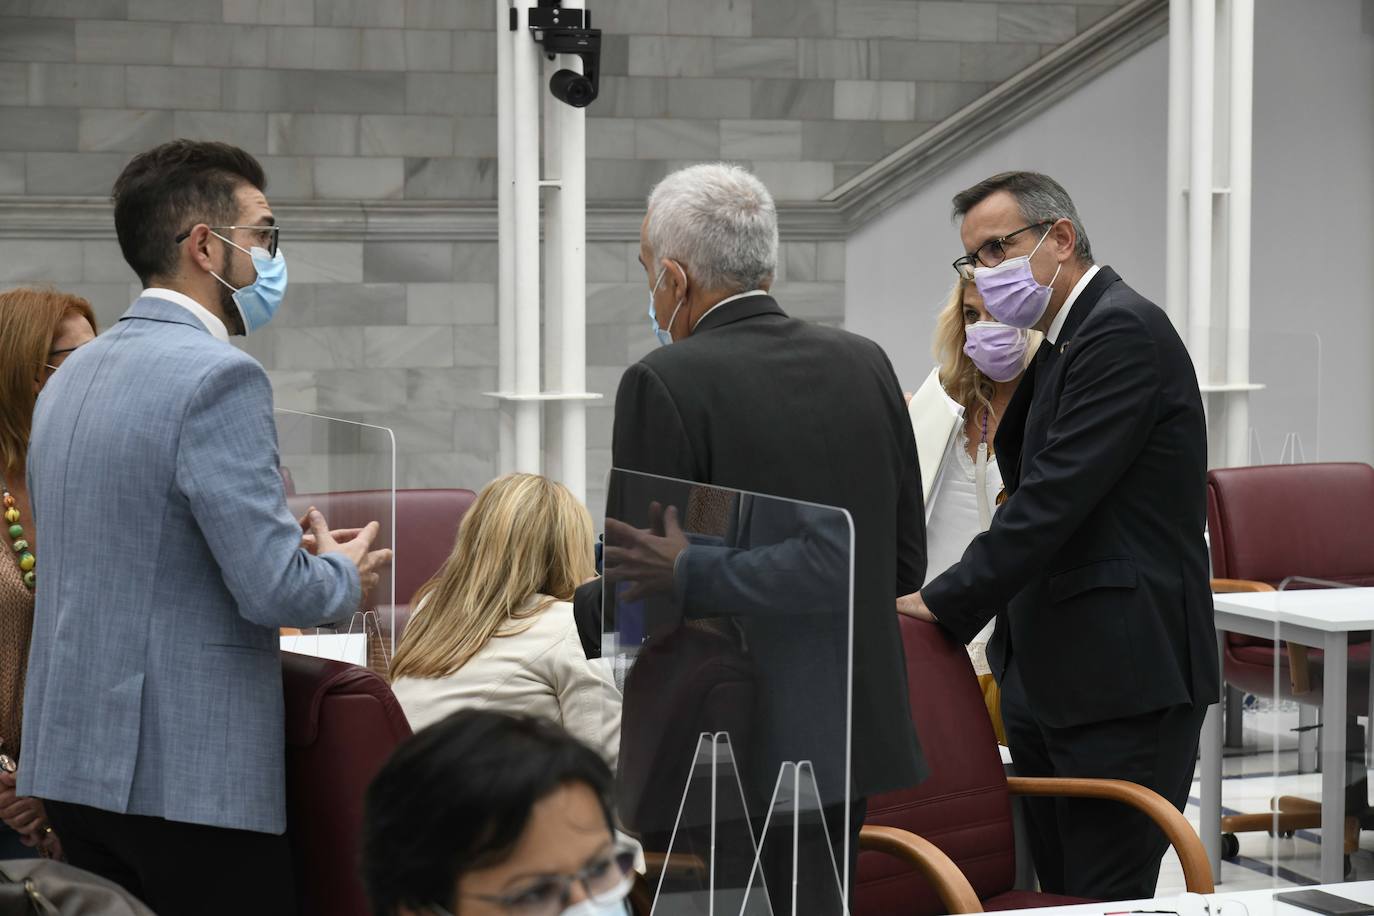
[952,220,1055,279]
[454,842,637,916]
[175,224,280,258]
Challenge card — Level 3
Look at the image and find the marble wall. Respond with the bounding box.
[0,0,1127,506]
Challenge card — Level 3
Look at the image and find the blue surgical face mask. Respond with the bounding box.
[209,232,288,335]
[647,266,683,348]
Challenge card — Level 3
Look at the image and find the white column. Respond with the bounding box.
[558,2,588,504]
[1187,0,1215,390]
[495,0,516,475]
[1165,0,1191,333]
[1225,0,1254,468]
[512,1,542,473]
[543,55,565,482]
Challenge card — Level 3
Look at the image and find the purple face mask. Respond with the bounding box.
[963,321,1029,382]
[971,227,1062,329]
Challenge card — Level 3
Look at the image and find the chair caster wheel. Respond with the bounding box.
[1221,833,1240,860]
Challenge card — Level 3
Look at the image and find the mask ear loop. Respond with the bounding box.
[1029,222,1064,292]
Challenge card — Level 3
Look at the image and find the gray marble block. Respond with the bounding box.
[587,117,636,159]
[175,111,269,151]
[127,65,223,109]
[365,241,455,283]
[589,0,669,34]
[360,114,453,157]
[0,63,24,104]
[0,18,75,62]
[834,80,916,121]
[871,39,961,81]
[317,368,411,412]
[754,0,835,38]
[797,38,868,79]
[0,240,85,283]
[285,241,365,283]
[998,4,1077,44]
[173,24,270,68]
[628,36,715,78]
[634,118,720,159]
[595,76,670,118]
[314,283,409,325]
[402,157,496,199]
[78,108,173,152]
[129,0,220,22]
[314,70,406,113]
[316,0,403,28]
[750,160,835,200]
[721,119,802,160]
[837,1,919,40]
[714,37,798,78]
[918,1,999,42]
[268,112,358,155]
[258,155,315,197]
[406,367,499,410]
[801,119,885,162]
[316,155,404,198]
[268,327,366,370]
[449,30,493,73]
[27,62,124,108]
[405,73,495,116]
[76,19,171,63]
[406,282,497,325]
[668,0,752,37]
[667,77,750,118]
[749,78,833,119]
[0,107,77,151]
[0,154,21,195]
[223,0,314,27]
[365,325,455,368]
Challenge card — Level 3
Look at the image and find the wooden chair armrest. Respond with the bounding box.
[859,824,983,914]
[1210,578,1275,594]
[1006,776,1214,893]
[1209,579,1310,694]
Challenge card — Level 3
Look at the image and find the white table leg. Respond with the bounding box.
[1202,632,1225,881]
[1322,629,1348,884]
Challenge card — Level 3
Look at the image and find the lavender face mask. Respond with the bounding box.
[963,321,1029,382]
[972,227,1061,329]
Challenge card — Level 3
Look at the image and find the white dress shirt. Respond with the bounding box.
[1045,264,1100,345]
[391,596,623,767]
[692,289,769,330]
[141,287,230,343]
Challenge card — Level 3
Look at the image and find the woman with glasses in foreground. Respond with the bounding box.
[362,710,638,916]
[0,287,97,860]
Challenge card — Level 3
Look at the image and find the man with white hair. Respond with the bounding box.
[591,162,927,907]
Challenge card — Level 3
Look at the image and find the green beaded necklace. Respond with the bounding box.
[1,481,34,590]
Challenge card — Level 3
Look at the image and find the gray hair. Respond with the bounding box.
[645,163,779,294]
[951,171,1093,264]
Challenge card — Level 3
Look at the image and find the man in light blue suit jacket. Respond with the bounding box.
[19,141,390,915]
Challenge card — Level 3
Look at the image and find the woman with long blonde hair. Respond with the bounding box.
[901,276,1040,742]
[390,473,621,765]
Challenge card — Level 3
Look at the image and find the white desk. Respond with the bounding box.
[1205,589,1374,884]
[988,881,1374,916]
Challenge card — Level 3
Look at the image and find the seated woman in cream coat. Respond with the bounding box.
[903,277,1039,743]
[389,473,621,766]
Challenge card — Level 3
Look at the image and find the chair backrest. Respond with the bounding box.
[282,652,413,916]
[1208,464,1374,651]
[855,616,1015,916]
[286,488,477,607]
[1207,463,1374,586]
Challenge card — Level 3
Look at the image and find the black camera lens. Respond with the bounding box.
[549,68,596,108]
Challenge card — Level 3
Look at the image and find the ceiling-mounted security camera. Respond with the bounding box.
[527,1,602,108]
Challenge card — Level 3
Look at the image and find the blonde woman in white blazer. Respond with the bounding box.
[904,277,1040,743]
[389,474,621,767]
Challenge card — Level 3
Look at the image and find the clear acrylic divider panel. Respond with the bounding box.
[601,470,854,916]
[274,409,397,674]
[1269,579,1369,888]
[1206,327,1322,891]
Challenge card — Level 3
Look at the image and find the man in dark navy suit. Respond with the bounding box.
[903,172,1218,901]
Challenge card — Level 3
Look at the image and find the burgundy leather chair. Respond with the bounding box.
[855,616,1213,914]
[1209,463,1374,706]
[1207,463,1374,857]
[285,488,476,607]
[282,652,412,916]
